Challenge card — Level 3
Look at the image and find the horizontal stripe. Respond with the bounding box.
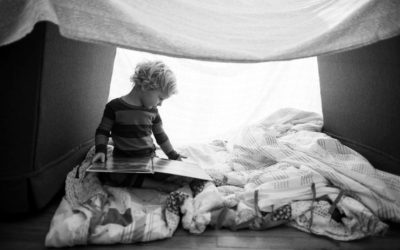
[95,98,166,159]
[159,140,174,155]
[112,124,152,138]
[152,122,164,134]
[98,117,114,130]
[110,98,158,113]
[113,147,155,158]
[153,114,161,124]
[154,132,168,145]
[96,128,111,137]
[113,135,154,151]
[115,110,157,125]
[103,104,115,120]
[95,134,109,144]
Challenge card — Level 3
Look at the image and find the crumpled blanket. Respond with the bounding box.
[45,108,399,247]
[45,147,193,247]
[177,108,398,240]
[45,187,184,247]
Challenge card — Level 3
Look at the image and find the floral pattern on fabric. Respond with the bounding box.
[166,191,189,215]
[47,109,398,246]
[269,204,292,221]
[190,179,208,197]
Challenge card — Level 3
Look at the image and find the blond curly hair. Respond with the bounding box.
[130,60,177,97]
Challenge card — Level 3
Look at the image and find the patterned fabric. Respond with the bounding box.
[269,205,291,221]
[290,194,388,241]
[178,108,396,240]
[48,145,189,247]
[46,185,189,247]
[65,148,109,209]
[46,108,399,246]
[183,108,400,222]
[166,191,190,215]
[189,179,208,197]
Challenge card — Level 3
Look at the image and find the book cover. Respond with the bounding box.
[86,156,212,181]
[152,157,212,181]
[87,156,154,173]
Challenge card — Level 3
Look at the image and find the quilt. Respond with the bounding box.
[45,108,400,247]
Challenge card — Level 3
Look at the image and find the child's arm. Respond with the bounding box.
[92,103,114,163]
[152,112,184,160]
[157,135,182,160]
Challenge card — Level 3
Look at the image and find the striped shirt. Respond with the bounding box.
[95,98,178,159]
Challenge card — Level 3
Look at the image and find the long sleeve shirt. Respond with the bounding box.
[95,98,179,159]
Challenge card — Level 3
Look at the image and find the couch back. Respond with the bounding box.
[0,22,116,213]
[318,35,400,175]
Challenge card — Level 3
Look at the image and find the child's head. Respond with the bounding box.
[130,60,178,98]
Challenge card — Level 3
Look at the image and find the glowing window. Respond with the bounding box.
[110,49,321,145]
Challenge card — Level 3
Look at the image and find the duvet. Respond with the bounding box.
[45,108,400,247]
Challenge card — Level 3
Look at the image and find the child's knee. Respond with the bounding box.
[99,173,144,187]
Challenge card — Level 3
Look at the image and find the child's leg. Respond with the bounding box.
[141,173,180,192]
[99,173,145,187]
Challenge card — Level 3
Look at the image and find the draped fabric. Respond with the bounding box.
[110,49,321,145]
[1,0,400,62]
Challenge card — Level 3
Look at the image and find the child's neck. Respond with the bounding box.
[122,88,142,106]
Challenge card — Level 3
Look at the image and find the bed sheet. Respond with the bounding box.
[45,108,399,247]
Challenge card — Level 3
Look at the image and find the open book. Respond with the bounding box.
[86,156,212,181]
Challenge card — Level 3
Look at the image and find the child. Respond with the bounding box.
[92,60,183,188]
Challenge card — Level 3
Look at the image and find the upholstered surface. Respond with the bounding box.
[318,35,400,175]
[0,22,116,213]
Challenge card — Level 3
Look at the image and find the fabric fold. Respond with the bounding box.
[1,0,400,62]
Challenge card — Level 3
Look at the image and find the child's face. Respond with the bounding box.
[141,89,168,108]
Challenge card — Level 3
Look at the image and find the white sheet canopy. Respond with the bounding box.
[1,0,400,62]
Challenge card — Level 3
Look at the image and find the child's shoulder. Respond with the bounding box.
[107,98,158,113]
[107,97,121,105]
[105,97,125,110]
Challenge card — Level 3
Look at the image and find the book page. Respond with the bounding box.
[87,156,154,173]
[153,158,212,181]
[86,156,212,181]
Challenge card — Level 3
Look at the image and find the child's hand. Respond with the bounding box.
[92,152,106,163]
[176,154,187,161]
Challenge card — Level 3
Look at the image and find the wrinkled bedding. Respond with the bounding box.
[45,108,400,247]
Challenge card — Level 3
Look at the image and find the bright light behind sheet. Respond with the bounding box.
[110,48,321,145]
[3,1,400,61]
